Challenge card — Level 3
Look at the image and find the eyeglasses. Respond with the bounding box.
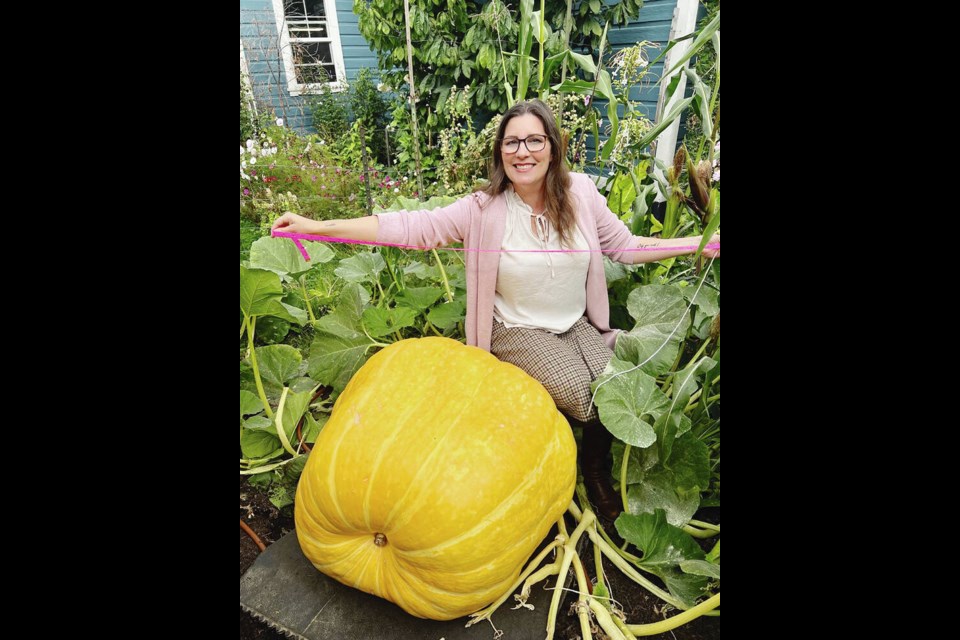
[501,135,548,154]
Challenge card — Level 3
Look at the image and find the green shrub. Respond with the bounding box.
[240,123,369,232]
[306,69,349,140]
[350,68,390,164]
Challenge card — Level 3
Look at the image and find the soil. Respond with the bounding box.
[240,477,296,640]
[240,477,720,640]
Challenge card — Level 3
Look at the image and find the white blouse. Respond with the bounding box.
[493,188,589,333]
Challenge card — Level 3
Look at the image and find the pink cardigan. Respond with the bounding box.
[376,173,645,352]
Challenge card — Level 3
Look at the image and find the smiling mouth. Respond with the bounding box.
[513,163,536,171]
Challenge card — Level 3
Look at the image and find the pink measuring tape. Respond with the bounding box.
[271,231,719,262]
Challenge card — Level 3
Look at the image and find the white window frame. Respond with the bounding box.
[272,0,347,96]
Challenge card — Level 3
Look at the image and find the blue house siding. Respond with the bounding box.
[572,0,692,173]
[240,0,380,133]
[601,0,679,122]
[240,0,684,134]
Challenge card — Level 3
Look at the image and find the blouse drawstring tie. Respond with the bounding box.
[532,212,554,278]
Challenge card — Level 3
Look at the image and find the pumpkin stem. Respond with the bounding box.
[373,532,388,547]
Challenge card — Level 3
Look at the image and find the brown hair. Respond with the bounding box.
[482,99,576,246]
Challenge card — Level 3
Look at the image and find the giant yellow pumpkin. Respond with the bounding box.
[295,337,576,620]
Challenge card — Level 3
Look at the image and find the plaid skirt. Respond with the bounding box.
[490,316,613,422]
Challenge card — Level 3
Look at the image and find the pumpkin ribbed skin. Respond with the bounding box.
[295,337,576,620]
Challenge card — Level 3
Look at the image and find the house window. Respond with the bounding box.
[273,0,345,95]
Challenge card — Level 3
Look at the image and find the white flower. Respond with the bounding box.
[712,169,720,181]
[394,187,399,193]
[241,161,247,168]
[249,157,257,165]
[239,145,244,156]
[246,139,255,150]
[276,118,284,127]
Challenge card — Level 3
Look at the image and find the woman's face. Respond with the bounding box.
[501,114,552,192]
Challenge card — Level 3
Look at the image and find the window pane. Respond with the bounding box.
[293,42,337,83]
[305,1,326,17]
[298,41,332,64]
[296,64,323,84]
[295,63,337,84]
[285,1,326,18]
[285,1,307,17]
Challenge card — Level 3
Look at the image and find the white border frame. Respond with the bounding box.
[272,0,347,96]
[652,0,700,196]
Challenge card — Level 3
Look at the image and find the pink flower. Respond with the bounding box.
[243,188,250,195]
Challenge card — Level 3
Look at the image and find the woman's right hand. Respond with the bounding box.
[271,212,316,235]
[702,233,720,259]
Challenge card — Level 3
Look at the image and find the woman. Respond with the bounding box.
[272,99,719,520]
